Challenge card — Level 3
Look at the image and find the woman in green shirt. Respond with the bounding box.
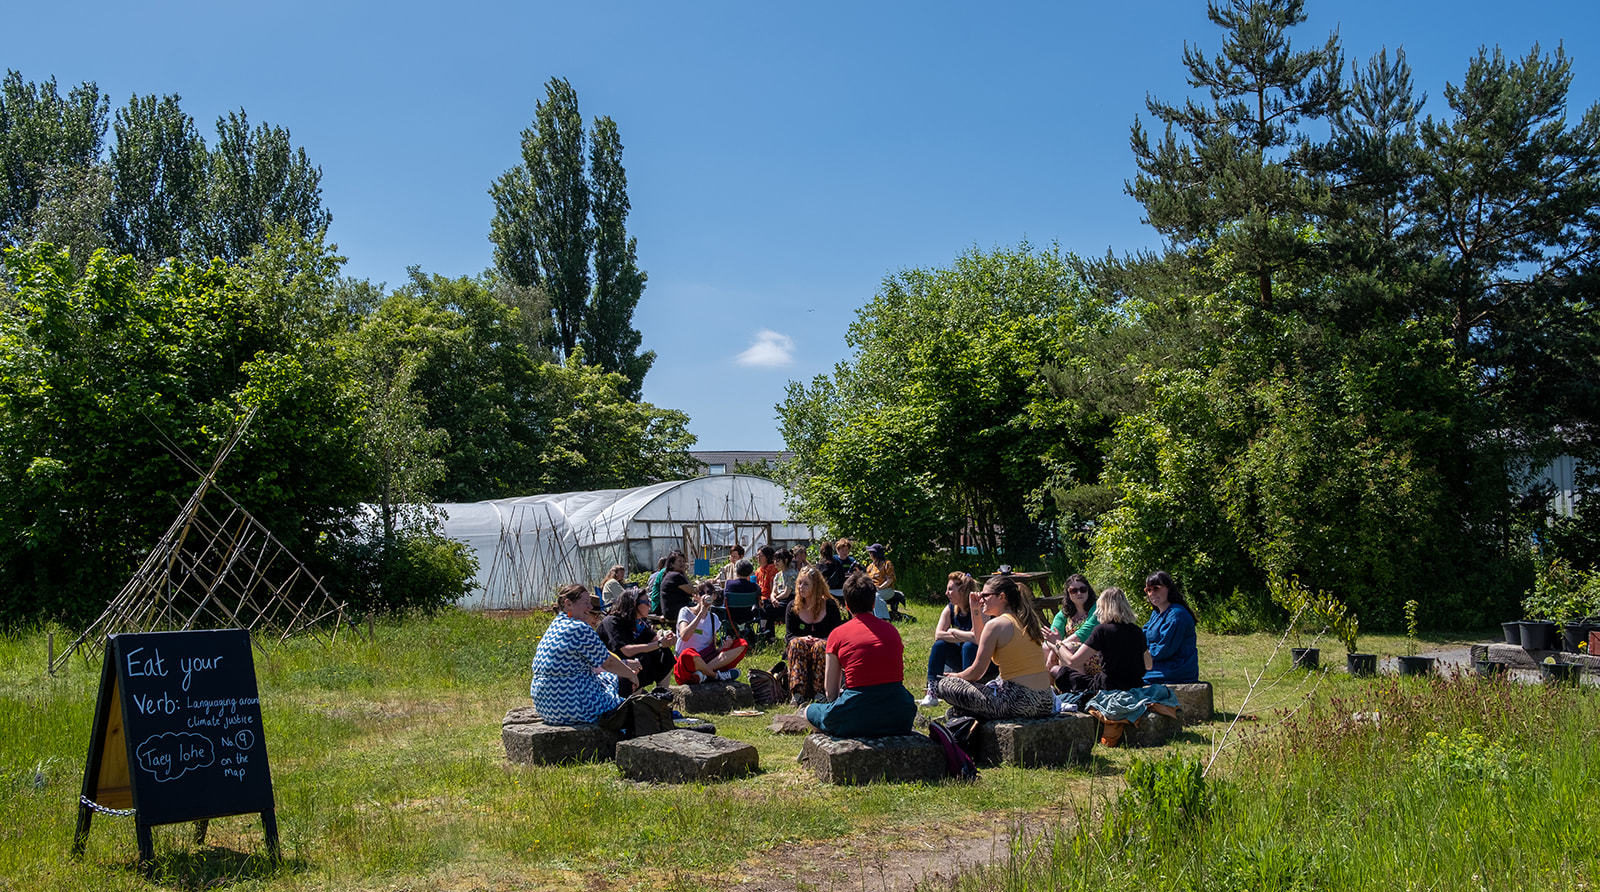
[1044,573,1100,692]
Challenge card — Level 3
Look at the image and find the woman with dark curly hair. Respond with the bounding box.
[598,588,676,695]
[1142,570,1198,684]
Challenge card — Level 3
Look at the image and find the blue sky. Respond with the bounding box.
[7,2,1598,450]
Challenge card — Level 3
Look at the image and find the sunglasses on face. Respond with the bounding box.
[1068,586,1090,594]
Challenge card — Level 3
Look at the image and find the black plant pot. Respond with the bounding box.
[1473,659,1507,678]
[1290,647,1319,670]
[1562,623,1593,653]
[1540,662,1582,685]
[1502,622,1521,645]
[1397,655,1435,677]
[1520,621,1557,651]
[1346,653,1377,677]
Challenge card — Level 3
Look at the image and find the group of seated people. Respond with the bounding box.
[529,550,1198,741]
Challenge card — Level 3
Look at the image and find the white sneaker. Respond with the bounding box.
[918,689,940,707]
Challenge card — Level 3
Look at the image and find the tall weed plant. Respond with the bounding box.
[952,674,1599,891]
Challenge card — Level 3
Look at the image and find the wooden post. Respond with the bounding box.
[47,633,54,676]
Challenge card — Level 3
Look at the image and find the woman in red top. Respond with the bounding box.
[800,571,916,738]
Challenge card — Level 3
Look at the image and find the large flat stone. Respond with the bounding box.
[615,730,758,783]
[1124,708,1181,747]
[975,714,1097,768]
[669,681,755,714]
[798,733,946,785]
[1167,682,1214,725]
[502,709,616,764]
[674,717,717,735]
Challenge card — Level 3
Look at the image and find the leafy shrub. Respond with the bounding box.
[1111,753,1231,841]
[1522,554,1600,623]
[1410,730,1530,784]
[329,531,477,618]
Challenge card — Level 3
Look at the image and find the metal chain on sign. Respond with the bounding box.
[79,794,136,817]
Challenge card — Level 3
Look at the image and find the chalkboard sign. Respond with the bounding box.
[74,629,278,863]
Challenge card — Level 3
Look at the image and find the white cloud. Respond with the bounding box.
[735,329,796,368]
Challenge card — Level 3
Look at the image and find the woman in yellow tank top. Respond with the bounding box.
[932,575,1057,719]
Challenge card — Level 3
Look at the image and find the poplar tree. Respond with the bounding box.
[490,78,652,397]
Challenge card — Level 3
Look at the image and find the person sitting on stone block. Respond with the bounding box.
[531,584,641,725]
[801,571,917,738]
[674,581,749,683]
[599,588,676,696]
[933,574,1056,720]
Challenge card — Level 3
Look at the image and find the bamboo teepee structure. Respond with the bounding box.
[50,409,346,673]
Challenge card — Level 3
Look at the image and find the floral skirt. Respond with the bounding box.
[785,636,828,702]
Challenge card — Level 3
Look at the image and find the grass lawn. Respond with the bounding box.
[0,604,1562,891]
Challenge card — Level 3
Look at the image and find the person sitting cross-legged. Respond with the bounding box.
[934,574,1056,720]
[598,588,677,696]
[801,570,917,738]
[673,581,749,684]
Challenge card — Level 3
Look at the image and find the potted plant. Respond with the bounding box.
[1338,612,1376,677]
[1540,655,1581,685]
[1269,576,1321,670]
[1520,556,1574,651]
[1396,600,1435,677]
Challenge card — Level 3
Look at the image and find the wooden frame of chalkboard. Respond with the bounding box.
[73,629,279,866]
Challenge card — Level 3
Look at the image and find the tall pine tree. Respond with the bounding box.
[1128,0,1343,310]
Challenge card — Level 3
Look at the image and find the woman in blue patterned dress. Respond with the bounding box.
[531,584,641,724]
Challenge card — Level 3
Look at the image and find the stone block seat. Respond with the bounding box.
[975,713,1097,768]
[799,732,946,785]
[1167,682,1214,725]
[502,706,616,765]
[615,730,758,783]
[668,681,755,714]
[1124,707,1182,747]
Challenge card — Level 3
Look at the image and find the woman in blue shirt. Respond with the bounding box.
[531,584,641,724]
[1141,570,1198,684]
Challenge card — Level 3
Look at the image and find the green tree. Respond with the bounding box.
[585,115,653,400]
[490,78,652,396]
[360,269,692,501]
[779,244,1105,563]
[0,71,108,249]
[491,78,589,358]
[104,93,206,262]
[200,110,331,262]
[0,232,367,625]
[1128,0,1343,311]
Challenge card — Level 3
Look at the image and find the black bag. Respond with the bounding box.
[928,719,979,780]
[748,668,784,706]
[598,691,675,739]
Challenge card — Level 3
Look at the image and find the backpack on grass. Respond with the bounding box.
[748,667,787,706]
[597,691,675,739]
[928,719,979,780]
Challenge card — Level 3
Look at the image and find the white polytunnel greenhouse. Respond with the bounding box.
[435,474,816,610]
